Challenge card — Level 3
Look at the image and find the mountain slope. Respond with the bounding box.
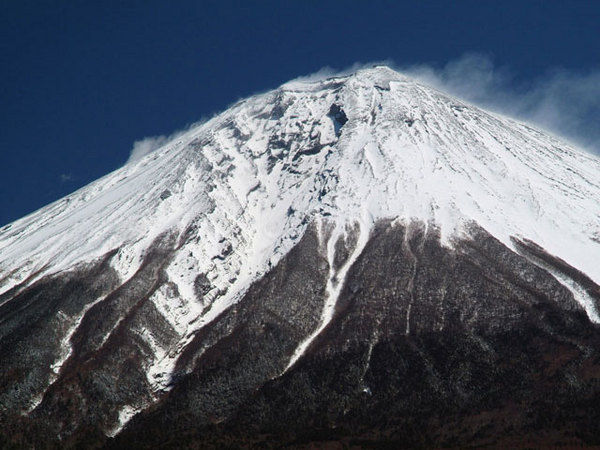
[1,66,600,447]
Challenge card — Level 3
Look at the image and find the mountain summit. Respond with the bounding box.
[2,66,600,447]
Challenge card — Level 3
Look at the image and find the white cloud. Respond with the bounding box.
[126,119,208,164]
[287,60,391,84]
[127,135,170,164]
[128,55,600,162]
[402,54,600,154]
[293,55,600,154]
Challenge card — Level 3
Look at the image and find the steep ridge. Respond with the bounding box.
[1,66,600,446]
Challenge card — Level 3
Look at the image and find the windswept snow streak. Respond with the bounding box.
[549,270,600,323]
[285,214,370,372]
[107,405,140,438]
[23,294,109,415]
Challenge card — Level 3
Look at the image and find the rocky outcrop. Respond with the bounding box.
[107,220,600,448]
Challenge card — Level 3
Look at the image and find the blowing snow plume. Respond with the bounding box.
[291,54,600,154]
[127,135,170,163]
[406,53,600,154]
[126,119,208,164]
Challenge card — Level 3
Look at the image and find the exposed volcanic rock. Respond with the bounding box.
[0,250,120,414]
[1,66,600,447]
[114,221,600,448]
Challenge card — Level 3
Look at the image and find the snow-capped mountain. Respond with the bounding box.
[1,66,600,448]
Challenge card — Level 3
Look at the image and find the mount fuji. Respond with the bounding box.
[1,66,600,448]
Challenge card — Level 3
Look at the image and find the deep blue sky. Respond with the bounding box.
[1,0,599,226]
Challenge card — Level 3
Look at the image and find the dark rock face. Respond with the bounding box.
[2,220,600,448]
[28,233,181,439]
[128,223,330,430]
[327,104,348,136]
[0,233,183,447]
[0,250,120,414]
[112,221,600,448]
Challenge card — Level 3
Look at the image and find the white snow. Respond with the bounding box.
[106,405,140,438]
[544,267,600,323]
[284,213,370,372]
[23,294,109,415]
[49,295,107,375]
[1,66,600,430]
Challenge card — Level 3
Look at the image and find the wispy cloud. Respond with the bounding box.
[128,54,600,161]
[126,119,208,164]
[289,54,600,154]
[403,53,600,153]
[127,135,170,164]
[287,61,391,84]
